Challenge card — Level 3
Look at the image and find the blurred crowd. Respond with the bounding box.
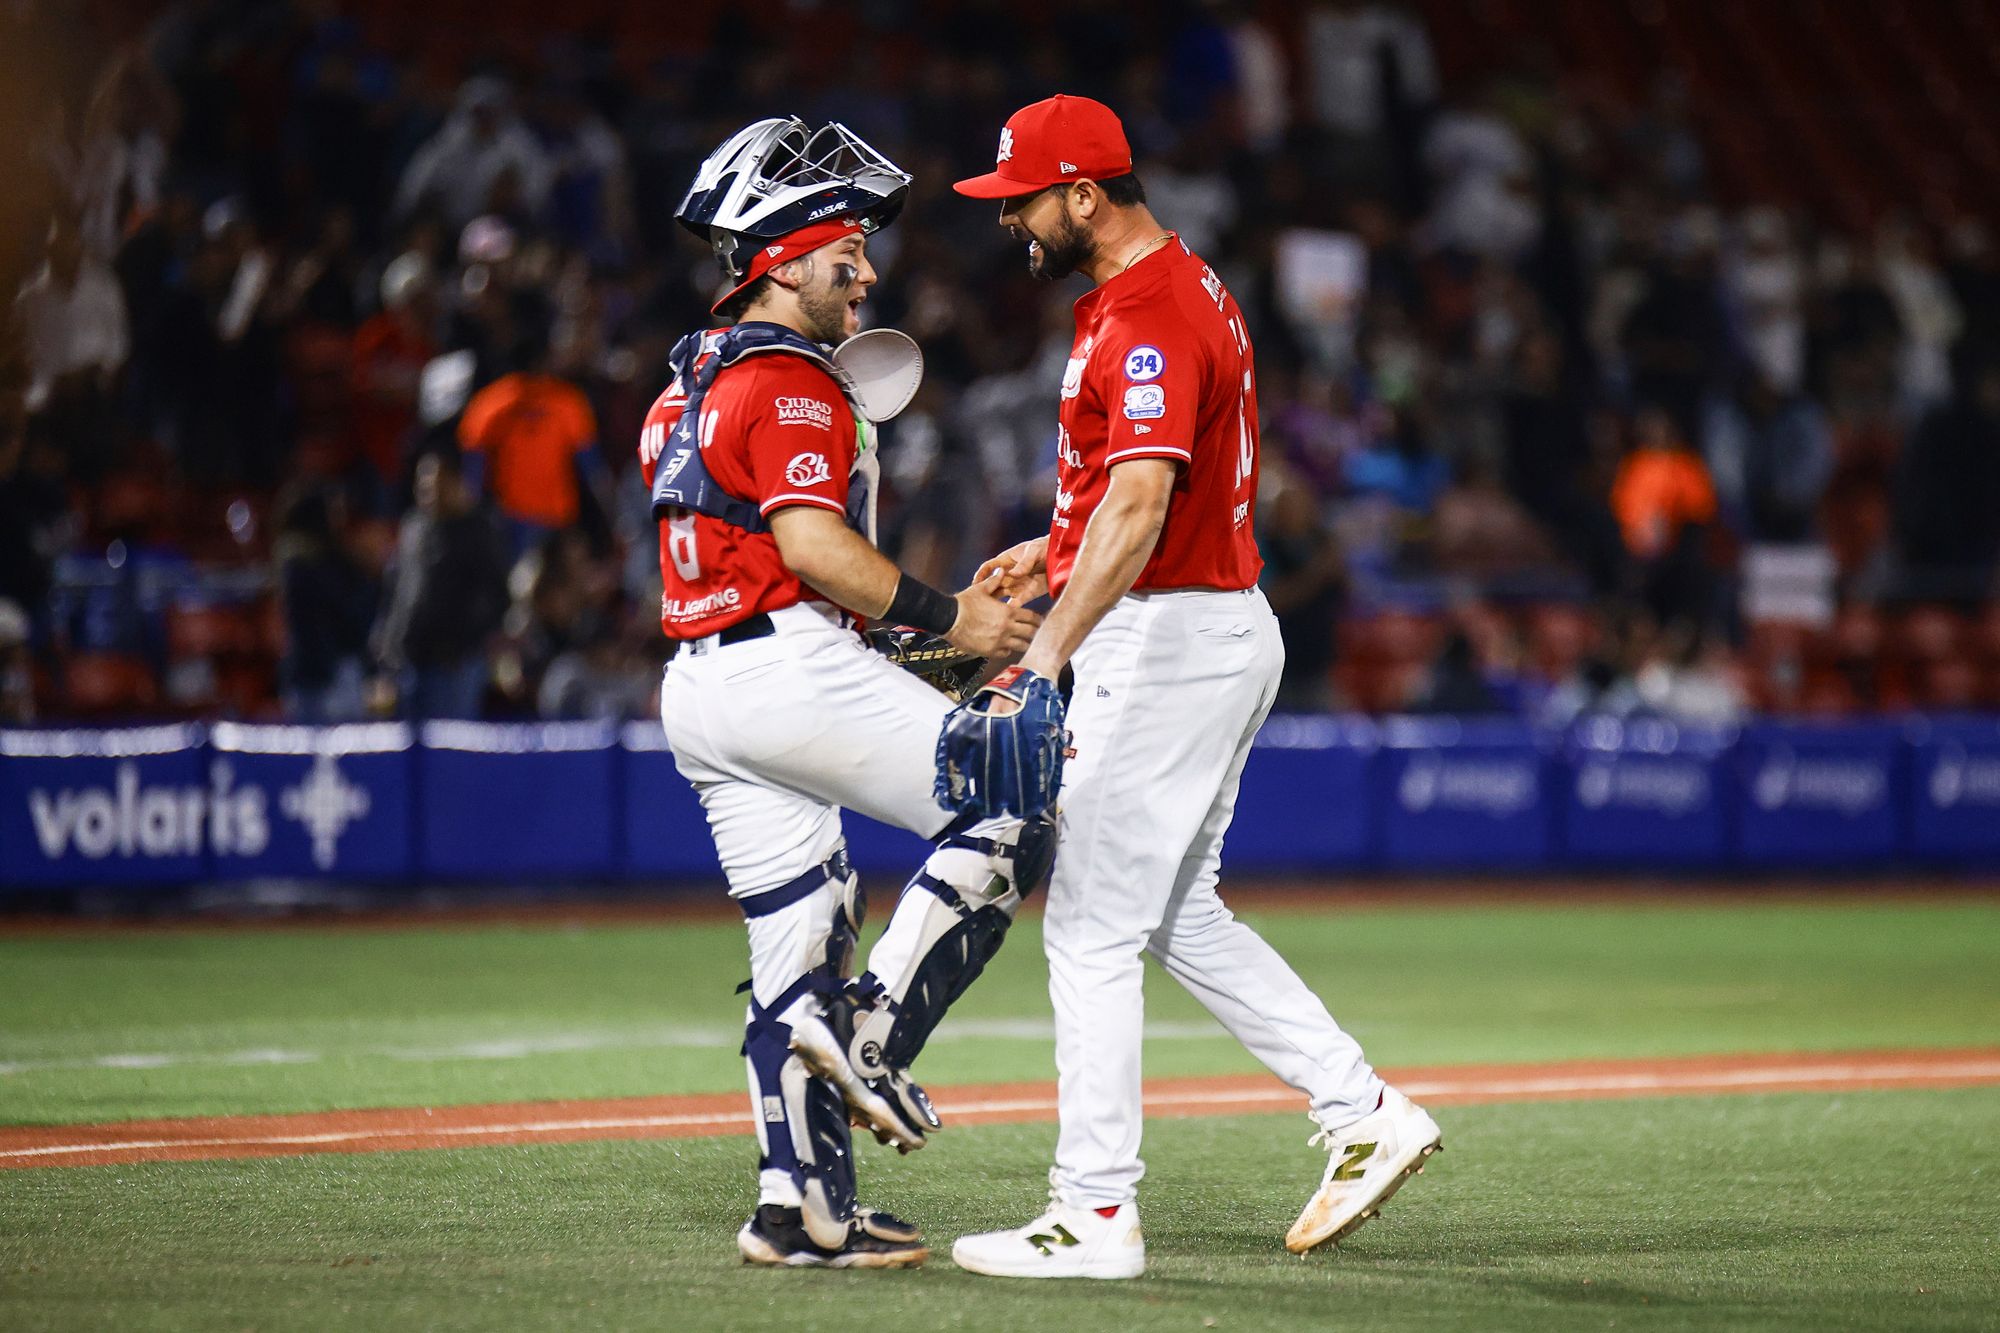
[2,0,1998,727]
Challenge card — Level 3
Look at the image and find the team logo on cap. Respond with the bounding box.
[997,127,1015,163]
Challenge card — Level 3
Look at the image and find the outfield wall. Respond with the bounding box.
[4,716,2000,890]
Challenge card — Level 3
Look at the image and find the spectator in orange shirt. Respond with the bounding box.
[456,333,607,553]
[1612,404,1719,628]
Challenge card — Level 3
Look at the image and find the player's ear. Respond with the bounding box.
[769,257,810,294]
[1070,181,1101,222]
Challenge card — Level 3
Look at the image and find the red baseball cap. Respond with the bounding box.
[952,94,1133,199]
[710,214,863,315]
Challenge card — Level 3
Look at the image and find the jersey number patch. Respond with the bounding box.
[665,512,701,580]
[1123,346,1165,381]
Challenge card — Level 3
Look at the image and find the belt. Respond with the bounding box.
[664,611,776,661]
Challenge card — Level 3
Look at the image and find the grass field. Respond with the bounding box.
[3,894,1999,1330]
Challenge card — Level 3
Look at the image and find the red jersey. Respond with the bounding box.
[638,349,858,638]
[1049,235,1263,598]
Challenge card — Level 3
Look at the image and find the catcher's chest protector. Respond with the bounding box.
[649,322,876,541]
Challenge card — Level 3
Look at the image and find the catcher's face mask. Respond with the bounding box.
[677,117,912,306]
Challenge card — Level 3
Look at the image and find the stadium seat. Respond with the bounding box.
[1747,621,1814,713]
[1747,620,1815,666]
[1895,605,1969,665]
[165,604,262,662]
[1828,604,1884,665]
[255,598,286,657]
[88,474,175,546]
[62,653,160,717]
[1525,604,1597,683]
[213,659,279,718]
[1918,656,1983,712]
[1725,657,1766,711]
[1333,658,1425,714]
[178,492,271,561]
[1353,611,1444,663]
[1870,660,1916,714]
[1797,670,1859,718]
[1973,605,2000,666]
[1820,482,1890,578]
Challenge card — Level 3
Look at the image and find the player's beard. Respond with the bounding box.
[796,265,853,345]
[1024,214,1096,282]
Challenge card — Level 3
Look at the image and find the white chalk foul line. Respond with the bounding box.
[0,1111,754,1161]
[5,1055,1997,1164]
[0,1020,1231,1077]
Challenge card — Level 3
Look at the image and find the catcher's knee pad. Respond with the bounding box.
[839,812,1057,1075]
[739,847,862,1007]
[743,980,858,1249]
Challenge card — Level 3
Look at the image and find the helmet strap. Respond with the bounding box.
[713,232,742,279]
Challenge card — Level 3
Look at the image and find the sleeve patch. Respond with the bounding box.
[774,396,834,428]
[784,452,833,487]
[1122,345,1166,381]
[1122,384,1167,420]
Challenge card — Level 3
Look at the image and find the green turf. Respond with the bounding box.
[2,1089,1995,1332]
[3,899,1998,1124]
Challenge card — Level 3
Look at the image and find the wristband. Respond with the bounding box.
[884,573,958,635]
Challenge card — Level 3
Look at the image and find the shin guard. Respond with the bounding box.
[841,812,1056,1077]
[744,979,859,1246]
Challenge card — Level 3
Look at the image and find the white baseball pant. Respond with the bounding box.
[1045,586,1385,1209]
[661,601,956,905]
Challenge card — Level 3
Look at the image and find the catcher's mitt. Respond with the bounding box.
[934,666,1066,819]
[864,627,987,700]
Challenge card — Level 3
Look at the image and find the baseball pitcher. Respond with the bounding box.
[940,96,1444,1279]
[645,118,1056,1270]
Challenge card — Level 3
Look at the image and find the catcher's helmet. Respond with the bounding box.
[675,117,912,285]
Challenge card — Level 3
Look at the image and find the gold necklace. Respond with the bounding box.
[1122,232,1174,273]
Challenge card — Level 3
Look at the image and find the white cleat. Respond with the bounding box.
[952,1194,1146,1280]
[786,1011,926,1153]
[1287,1086,1442,1254]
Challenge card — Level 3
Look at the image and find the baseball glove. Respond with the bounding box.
[865,626,987,700]
[934,666,1066,819]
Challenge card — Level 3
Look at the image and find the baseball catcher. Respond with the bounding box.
[644,116,1056,1270]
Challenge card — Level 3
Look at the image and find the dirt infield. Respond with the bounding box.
[4,1047,1995,1171]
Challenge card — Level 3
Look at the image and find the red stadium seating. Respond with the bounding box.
[63,653,160,717]
[1526,605,1597,683]
[165,604,262,662]
[1411,0,2000,225]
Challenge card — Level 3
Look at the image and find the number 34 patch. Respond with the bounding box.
[1123,345,1165,381]
[1122,384,1167,420]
